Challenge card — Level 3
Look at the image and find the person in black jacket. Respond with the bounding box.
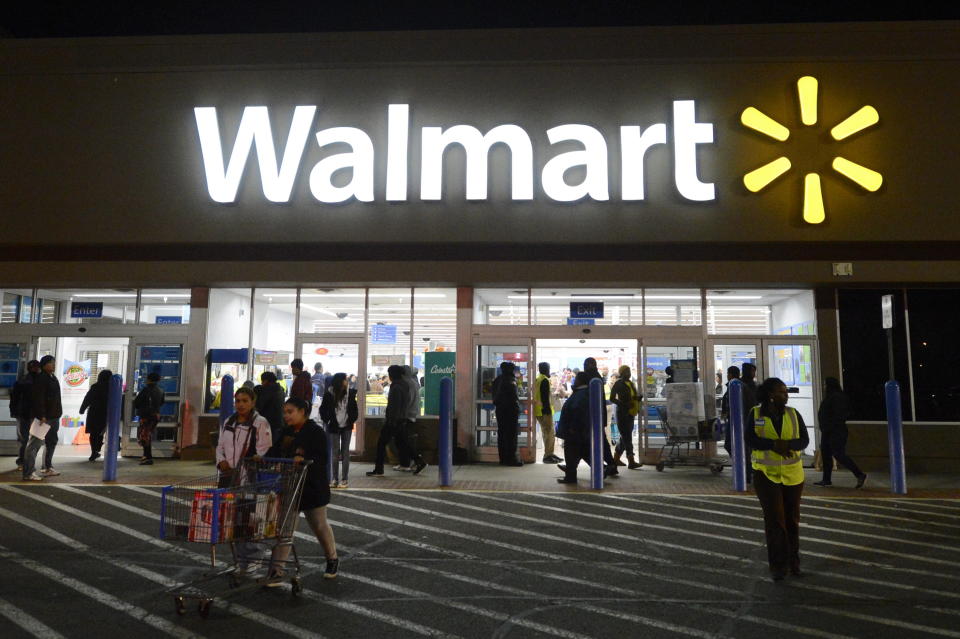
[815,377,866,488]
[133,372,165,465]
[320,372,359,488]
[267,396,339,583]
[584,357,617,477]
[367,365,425,476]
[28,355,63,477]
[492,361,523,466]
[79,369,113,462]
[10,359,39,470]
[255,371,286,444]
[556,372,592,483]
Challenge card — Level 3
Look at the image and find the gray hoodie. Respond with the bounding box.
[403,365,421,421]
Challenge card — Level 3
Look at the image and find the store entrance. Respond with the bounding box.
[295,338,365,453]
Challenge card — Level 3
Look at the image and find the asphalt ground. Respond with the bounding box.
[1,482,959,639]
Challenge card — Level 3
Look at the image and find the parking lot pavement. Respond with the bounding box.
[1,482,959,639]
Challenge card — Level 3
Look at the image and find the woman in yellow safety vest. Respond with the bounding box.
[744,377,810,582]
[610,365,642,469]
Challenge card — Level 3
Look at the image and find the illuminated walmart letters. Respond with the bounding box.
[194,102,715,204]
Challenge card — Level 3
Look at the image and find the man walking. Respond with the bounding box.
[367,365,426,476]
[290,358,314,408]
[583,357,617,477]
[27,355,62,478]
[10,359,40,472]
[134,372,165,465]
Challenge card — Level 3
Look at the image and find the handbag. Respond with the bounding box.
[29,418,51,440]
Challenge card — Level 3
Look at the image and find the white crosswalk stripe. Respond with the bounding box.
[0,596,67,639]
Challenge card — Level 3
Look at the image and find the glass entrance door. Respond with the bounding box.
[639,340,703,459]
[296,338,364,452]
[474,341,533,462]
[123,341,184,458]
[762,339,818,454]
[0,342,28,455]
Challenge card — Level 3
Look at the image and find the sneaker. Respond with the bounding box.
[366,469,384,477]
[263,571,285,587]
[89,452,101,462]
[329,480,338,488]
[139,459,154,466]
[40,468,61,477]
[24,472,44,481]
[856,474,867,489]
[557,477,577,484]
[323,558,339,579]
[413,460,427,475]
[338,480,348,488]
[393,464,413,472]
[813,480,832,487]
[628,461,643,470]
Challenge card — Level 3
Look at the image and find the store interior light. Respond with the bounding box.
[740,107,790,141]
[830,105,879,140]
[832,156,883,192]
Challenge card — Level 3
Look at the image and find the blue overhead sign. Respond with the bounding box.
[70,302,103,318]
[155,316,183,325]
[371,324,397,344]
[569,302,604,319]
[566,318,596,326]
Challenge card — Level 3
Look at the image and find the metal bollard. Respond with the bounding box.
[589,378,604,490]
[728,379,748,492]
[885,380,908,495]
[102,374,123,482]
[218,375,235,427]
[438,377,453,487]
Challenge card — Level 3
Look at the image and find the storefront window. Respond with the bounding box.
[205,288,252,407]
[139,289,191,325]
[530,288,643,326]
[34,289,137,324]
[906,290,960,422]
[367,288,413,415]
[474,288,529,325]
[1,289,33,323]
[251,288,296,382]
[643,289,702,326]
[413,288,456,415]
[298,288,366,334]
[706,289,815,335]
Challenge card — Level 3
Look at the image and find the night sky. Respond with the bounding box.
[2,1,959,38]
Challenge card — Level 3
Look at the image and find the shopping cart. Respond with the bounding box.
[159,457,312,617]
[654,406,725,474]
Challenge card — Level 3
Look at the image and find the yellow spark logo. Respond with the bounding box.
[741,76,882,224]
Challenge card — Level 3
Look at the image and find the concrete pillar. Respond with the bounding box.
[455,287,473,455]
[180,287,209,448]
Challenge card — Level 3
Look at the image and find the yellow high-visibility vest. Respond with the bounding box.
[751,406,805,485]
[533,373,549,417]
[625,380,640,416]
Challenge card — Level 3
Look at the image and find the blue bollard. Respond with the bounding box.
[885,380,908,495]
[728,379,748,492]
[218,375,235,427]
[589,378,604,490]
[438,377,453,487]
[102,374,123,482]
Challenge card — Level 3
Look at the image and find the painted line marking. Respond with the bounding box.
[0,596,68,639]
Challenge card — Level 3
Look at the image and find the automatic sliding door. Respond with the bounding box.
[298,340,364,451]
[763,340,818,454]
[640,342,702,460]
[474,342,532,463]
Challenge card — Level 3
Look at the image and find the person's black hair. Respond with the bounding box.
[27,359,40,370]
[727,365,741,378]
[824,376,843,393]
[291,358,304,370]
[39,355,55,368]
[387,364,404,381]
[234,386,257,403]
[583,357,597,371]
[261,371,277,384]
[331,372,348,402]
[538,362,550,375]
[147,372,161,383]
[499,361,516,374]
[756,377,787,416]
[96,369,113,385]
[573,371,592,387]
[284,396,310,415]
[741,362,757,376]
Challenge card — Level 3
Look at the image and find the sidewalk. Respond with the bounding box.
[1,454,957,497]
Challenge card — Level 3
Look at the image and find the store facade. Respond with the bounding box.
[2,21,958,468]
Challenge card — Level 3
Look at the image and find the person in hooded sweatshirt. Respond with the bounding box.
[10,359,40,471]
[80,369,113,462]
[492,361,523,466]
[556,372,593,483]
[815,377,866,489]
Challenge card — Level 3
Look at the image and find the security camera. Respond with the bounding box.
[579,339,586,344]
[78,327,87,333]
[582,328,591,334]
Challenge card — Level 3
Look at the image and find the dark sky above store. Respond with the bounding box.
[2,1,959,38]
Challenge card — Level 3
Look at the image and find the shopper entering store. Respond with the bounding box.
[367,365,426,476]
[556,372,591,483]
[133,372,166,465]
[534,362,562,464]
[492,361,523,466]
[10,359,40,472]
[611,365,642,469]
[583,357,617,477]
[745,377,809,582]
[79,369,113,462]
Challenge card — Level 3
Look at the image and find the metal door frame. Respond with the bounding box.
[124,337,187,458]
[472,336,534,462]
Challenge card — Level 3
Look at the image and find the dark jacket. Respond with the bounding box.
[610,379,636,414]
[255,382,286,437]
[319,388,359,433]
[818,389,852,435]
[492,373,521,416]
[9,371,37,420]
[134,383,165,419]
[80,371,112,434]
[268,419,330,511]
[31,370,62,422]
[290,370,314,405]
[557,386,590,442]
[584,367,607,427]
[385,378,411,426]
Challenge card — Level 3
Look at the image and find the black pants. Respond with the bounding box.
[89,428,105,456]
[615,410,634,456]
[754,470,803,575]
[496,408,519,464]
[562,439,589,481]
[374,419,420,471]
[820,429,863,483]
[16,416,30,464]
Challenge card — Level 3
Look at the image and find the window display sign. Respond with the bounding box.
[370,324,397,344]
[424,351,456,415]
[62,359,91,388]
[70,302,103,319]
[569,302,603,319]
